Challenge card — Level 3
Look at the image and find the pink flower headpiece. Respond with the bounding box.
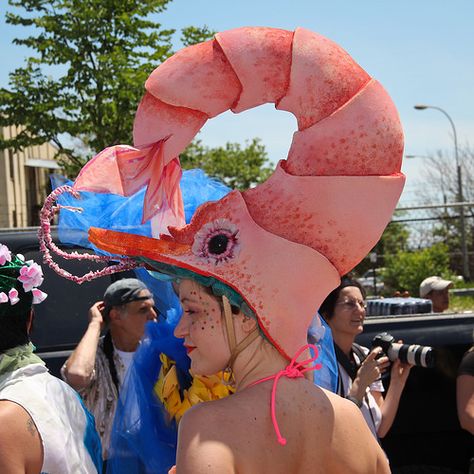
[0,243,48,306]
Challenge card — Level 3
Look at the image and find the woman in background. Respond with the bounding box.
[319,276,412,439]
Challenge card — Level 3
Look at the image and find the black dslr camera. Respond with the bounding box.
[372,332,435,368]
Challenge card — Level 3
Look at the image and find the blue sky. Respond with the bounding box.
[1,0,473,204]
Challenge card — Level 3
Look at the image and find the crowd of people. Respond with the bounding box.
[1,245,472,473]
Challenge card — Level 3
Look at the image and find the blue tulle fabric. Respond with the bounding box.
[51,169,230,250]
[309,315,339,393]
[52,168,338,473]
[106,282,190,474]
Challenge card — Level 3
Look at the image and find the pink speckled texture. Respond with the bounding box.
[84,26,405,359]
[286,80,404,176]
[243,162,405,275]
[215,27,293,113]
[145,39,241,118]
[277,27,370,131]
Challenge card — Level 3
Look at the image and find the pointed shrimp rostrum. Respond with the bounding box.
[44,27,405,360]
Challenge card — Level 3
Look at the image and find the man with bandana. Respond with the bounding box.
[0,243,102,473]
[62,278,157,460]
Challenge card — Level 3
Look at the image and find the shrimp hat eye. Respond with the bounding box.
[192,219,240,264]
[208,234,229,254]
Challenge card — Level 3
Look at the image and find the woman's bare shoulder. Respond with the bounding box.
[320,394,390,473]
[176,401,237,474]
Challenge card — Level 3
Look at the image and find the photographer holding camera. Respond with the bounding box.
[319,276,412,440]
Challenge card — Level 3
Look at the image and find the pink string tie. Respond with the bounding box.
[250,344,322,446]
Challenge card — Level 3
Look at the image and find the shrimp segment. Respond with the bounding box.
[277,27,371,131]
[243,164,405,274]
[145,39,241,118]
[215,27,293,113]
[286,79,404,176]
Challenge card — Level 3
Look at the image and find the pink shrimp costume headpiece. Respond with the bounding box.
[52,27,405,361]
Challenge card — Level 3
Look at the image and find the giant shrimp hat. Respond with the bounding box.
[43,27,404,360]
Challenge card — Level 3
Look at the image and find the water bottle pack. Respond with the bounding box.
[366,297,432,316]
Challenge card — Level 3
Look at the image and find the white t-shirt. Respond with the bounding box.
[114,347,135,387]
[337,346,384,439]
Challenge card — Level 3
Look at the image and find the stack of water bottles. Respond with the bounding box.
[366,297,432,316]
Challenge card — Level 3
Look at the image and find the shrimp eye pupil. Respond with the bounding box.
[208,234,228,255]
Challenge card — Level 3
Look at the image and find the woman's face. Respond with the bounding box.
[327,286,366,338]
[174,279,231,375]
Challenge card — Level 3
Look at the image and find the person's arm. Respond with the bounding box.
[456,373,474,434]
[375,347,412,438]
[175,404,234,474]
[0,401,43,474]
[62,301,104,390]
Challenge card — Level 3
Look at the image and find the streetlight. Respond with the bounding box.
[414,104,470,280]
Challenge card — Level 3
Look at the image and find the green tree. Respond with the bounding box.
[378,221,410,256]
[180,138,273,190]
[0,0,213,175]
[383,242,451,296]
[353,220,409,277]
[415,147,474,277]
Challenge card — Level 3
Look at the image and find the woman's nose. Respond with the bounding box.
[173,313,188,339]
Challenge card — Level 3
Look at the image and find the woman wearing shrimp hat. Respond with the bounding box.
[41,26,404,473]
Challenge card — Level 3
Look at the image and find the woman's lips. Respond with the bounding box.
[184,345,196,354]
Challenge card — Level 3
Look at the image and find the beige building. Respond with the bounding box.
[0,125,63,228]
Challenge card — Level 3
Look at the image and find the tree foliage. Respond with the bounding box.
[353,220,410,276]
[0,0,213,175]
[383,242,452,296]
[180,139,273,191]
[377,221,410,256]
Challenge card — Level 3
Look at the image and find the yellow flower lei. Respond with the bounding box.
[153,353,235,423]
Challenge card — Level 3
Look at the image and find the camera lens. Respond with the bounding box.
[388,343,435,368]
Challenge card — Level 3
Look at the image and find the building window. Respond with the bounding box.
[8,149,14,180]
